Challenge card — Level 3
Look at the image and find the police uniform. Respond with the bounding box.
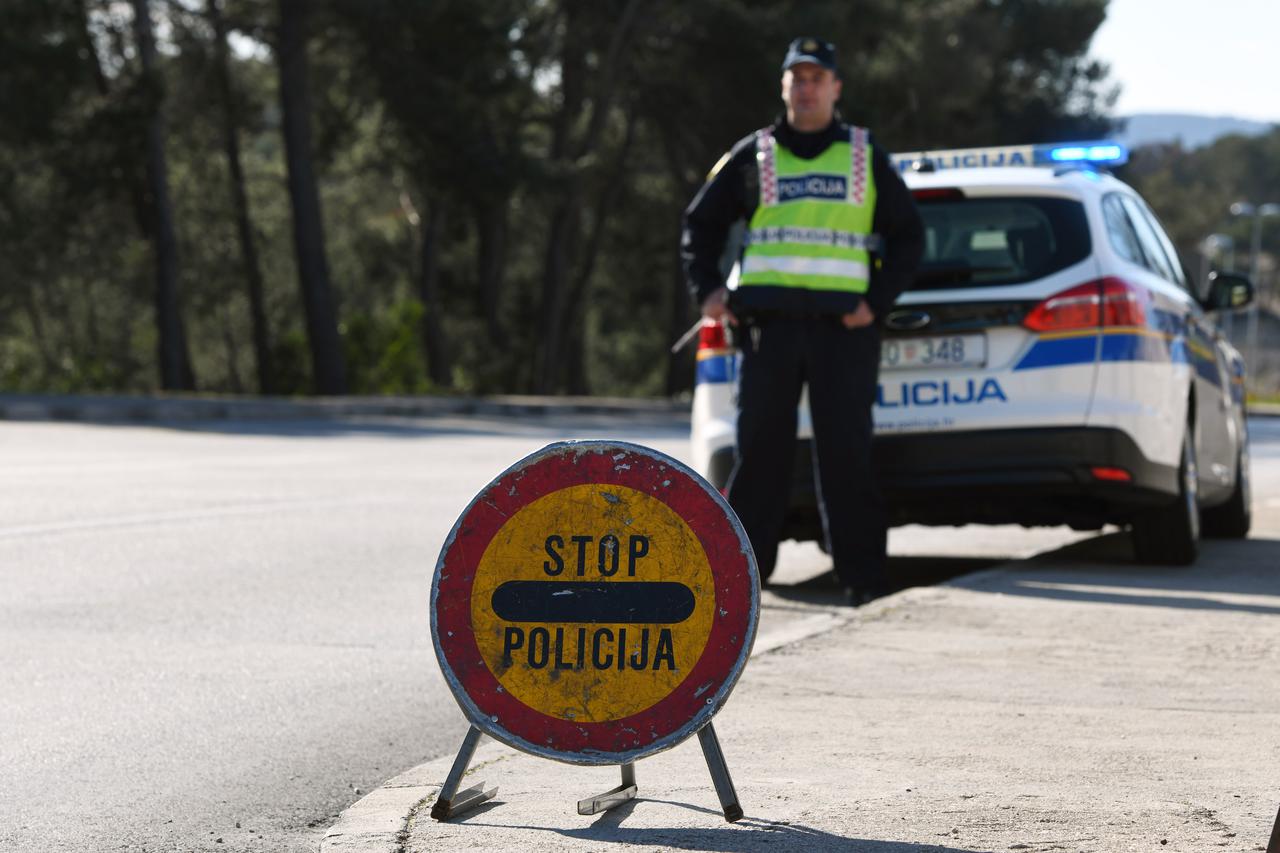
[681,39,923,600]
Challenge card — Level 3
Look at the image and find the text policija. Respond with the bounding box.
[501,625,676,671]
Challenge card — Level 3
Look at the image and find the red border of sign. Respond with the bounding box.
[431,441,758,765]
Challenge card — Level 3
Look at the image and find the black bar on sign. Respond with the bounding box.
[491,581,696,624]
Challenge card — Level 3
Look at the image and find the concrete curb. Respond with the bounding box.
[0,392,690,425]
[316,602,867,853]
[318,741,512,853]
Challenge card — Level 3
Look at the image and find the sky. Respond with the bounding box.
[1090,0,1280,122]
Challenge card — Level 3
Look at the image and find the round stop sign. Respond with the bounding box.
[431,440,758,765]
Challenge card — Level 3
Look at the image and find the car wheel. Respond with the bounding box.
[1202,443,1251,539]
[1131,429,1200,565]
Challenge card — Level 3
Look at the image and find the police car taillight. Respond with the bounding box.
[1098,278,1148,327]
[698,319,729,351]
[1023,277,1148,332]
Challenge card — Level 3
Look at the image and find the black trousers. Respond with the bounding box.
[725,315,887,590]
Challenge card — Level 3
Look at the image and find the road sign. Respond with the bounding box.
[431,440,759,766]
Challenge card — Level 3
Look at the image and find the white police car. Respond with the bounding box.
[692,141,1254,567]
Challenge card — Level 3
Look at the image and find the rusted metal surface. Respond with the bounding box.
[431,440,759,766]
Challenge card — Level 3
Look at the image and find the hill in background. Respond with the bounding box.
[1117,112,1274,149]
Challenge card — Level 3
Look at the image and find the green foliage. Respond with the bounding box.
[1123,128,1280,276]
[269,329,312,396]
[343,300,430,394]
[0,0,1122,397]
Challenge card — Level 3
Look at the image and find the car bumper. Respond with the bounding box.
[707,426,1179,533]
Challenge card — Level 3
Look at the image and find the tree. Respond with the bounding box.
[276,0,347,394]
[0,0,1124,399]
[132,0,196,390]
[1124,129,1280,277]
[210,0,276,393]
[335,0,538,390]
[532,0,644,394]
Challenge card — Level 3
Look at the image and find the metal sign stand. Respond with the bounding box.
[576,761,637,816]
[697,722,744,822]
[431,721,743,823]
[1267,802,1280,853]
[429,726,497,821]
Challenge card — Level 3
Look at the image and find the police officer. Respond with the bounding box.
[682,37,923,604]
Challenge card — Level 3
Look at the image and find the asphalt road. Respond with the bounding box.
[3,413,1277,852]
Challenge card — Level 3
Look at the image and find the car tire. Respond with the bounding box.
[1202,444,1251,539]
[1131,429,1200,565]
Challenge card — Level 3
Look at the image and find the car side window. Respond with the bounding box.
[1120,195,1178,284]
[1102,194,1145,266]
[1134,199,1190,291]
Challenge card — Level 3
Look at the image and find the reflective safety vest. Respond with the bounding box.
[738,126,877,311]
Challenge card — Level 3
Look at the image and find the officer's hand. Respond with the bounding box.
[701,287,737,326]
[841,301,876,329]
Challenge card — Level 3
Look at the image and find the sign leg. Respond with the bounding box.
[1267,802,1280,853]
[577,762,639,815]
[430,726,497,821]
[697,723,743,822]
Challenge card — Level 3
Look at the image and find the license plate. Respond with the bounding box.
[880,334,985,369]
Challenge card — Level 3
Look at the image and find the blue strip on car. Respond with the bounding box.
[696,354,737,384]
[1015,332,1221,386]
[1012,335,1097,370]
[1099,332,1168,364]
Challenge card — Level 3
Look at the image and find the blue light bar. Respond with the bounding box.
[1044,142,1128,166]
[891,140,1128,173]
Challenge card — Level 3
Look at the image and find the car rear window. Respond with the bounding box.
[910,195,1091,289]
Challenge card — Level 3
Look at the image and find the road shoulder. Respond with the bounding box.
[325,543,1280,852]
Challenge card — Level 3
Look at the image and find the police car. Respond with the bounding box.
[692,141,1254,568]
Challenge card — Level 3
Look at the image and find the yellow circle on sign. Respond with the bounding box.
[471,483,716,723]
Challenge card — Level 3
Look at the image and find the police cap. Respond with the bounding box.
[781,37,838,74]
